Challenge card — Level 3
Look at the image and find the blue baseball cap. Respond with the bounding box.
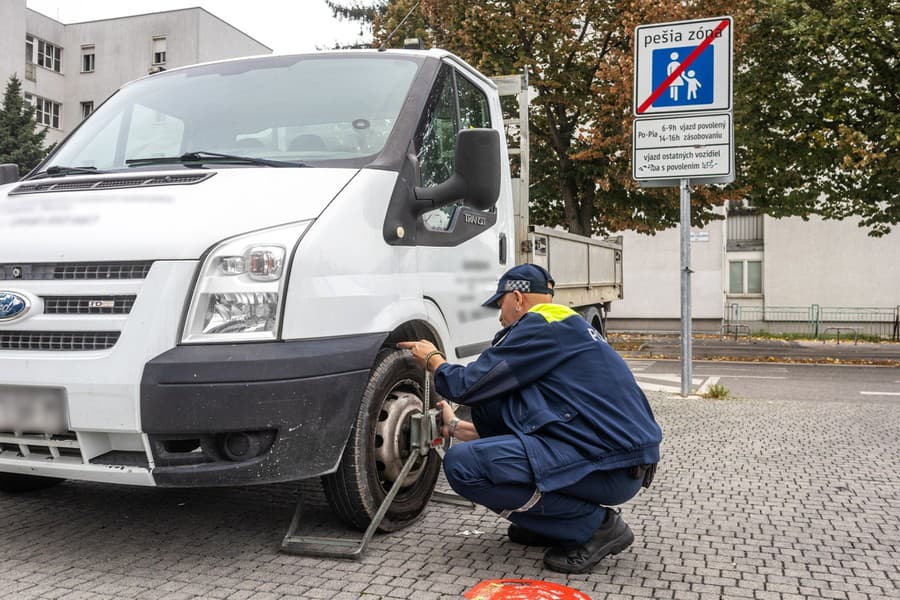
[482,263,556,308]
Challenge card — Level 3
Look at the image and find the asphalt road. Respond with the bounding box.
[629,359,900,402]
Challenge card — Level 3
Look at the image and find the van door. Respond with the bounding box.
[414,64,509,360]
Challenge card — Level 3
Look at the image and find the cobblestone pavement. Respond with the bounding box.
[1,391,898,599]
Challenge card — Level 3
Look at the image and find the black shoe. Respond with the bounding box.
[542,510,634,574]
[507,523,563,546]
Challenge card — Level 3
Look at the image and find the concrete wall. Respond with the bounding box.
[763,215,900,307]
[22,9,67,145]
[609,213,726,326]
[608,212,899,334]
[0,1,27,93]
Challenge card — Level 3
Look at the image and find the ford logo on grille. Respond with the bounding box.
[0,291,30,321]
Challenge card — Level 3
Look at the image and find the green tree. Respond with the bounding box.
[331,1,753,235]
[326,0,383,23]
[0,74,51,173]
[736,0,898,236]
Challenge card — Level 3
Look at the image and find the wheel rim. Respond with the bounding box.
[373,386,427,489]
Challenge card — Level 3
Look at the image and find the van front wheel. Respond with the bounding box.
[322,348,441,532]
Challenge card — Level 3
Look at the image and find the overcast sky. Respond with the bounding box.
[26,0,373,53]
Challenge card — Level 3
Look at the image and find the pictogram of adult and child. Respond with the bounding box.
[651,45,714,107]
[666,52,701,101]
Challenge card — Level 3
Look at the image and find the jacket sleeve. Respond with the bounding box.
[434,316,568,405]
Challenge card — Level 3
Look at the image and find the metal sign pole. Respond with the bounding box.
[680,178,693,396]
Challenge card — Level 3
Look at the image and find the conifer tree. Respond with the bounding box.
[0,74,50,173]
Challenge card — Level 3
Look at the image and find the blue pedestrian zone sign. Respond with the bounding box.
[651,45,714,108]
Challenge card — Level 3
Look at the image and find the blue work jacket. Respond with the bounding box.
[434,304,662,491]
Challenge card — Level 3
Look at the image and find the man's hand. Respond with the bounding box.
[435,400,456,438]
[396,339,445,372]
[435,400,479,441]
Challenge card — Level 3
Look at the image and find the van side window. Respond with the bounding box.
[417,69,456,189]
[458,75,490,130]
[417,67,492,231]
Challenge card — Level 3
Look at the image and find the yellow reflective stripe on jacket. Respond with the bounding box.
[528,303,579,323]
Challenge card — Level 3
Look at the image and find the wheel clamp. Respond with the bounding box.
[280,404,471,559]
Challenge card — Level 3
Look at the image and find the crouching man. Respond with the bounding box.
[399,264,661,573]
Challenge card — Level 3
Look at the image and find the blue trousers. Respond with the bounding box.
[443,435,643,546]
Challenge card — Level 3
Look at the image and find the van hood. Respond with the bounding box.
[0,168,361,262]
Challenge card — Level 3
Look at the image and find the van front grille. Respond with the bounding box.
[42,296,136,315]
[0,262,153,281]
[0,331,120,351]
[0,431,82,462]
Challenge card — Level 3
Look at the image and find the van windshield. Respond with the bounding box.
[44,55,422,172]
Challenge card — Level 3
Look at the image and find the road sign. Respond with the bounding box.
[633,113,733,183]
[690,231,710,243]
[633,17,732,116]
[631,17,736,396]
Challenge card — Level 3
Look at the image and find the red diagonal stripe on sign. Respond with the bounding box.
[637,18,730,114]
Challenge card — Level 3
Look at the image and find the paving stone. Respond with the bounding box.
[0,392,897,599]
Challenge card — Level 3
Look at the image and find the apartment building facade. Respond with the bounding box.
[609,208,900,339]
[0,1,271,147]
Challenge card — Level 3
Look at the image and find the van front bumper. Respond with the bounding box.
[140,333,386,487]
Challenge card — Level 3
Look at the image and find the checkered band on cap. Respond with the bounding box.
[503,279,532,292]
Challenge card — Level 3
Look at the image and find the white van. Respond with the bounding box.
[0,49,621,531]
[0,50,513,528]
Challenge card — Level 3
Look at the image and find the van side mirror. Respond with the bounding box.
[0,164,19,185]
[413,128,501,213]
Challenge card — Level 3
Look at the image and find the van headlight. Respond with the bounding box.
[181,221,311,343]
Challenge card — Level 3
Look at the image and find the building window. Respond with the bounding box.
[152,37,167,65]
[25,93,61,129]
[24,36,37,81]
[81,101,94,120]
[728,260,762,295]
[36,38,63,72]
[81,46,95,72]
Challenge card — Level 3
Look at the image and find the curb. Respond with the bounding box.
[619,352,900,367]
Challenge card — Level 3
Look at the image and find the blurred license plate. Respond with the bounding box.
[0,386,68,434]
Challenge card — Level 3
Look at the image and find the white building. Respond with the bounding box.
[609,208,900,339]
[0,1,271,147]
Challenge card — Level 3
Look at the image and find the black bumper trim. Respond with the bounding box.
[140,333,386,487]
[145,333,386,384]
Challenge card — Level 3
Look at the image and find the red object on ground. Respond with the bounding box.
[464,579,591,599]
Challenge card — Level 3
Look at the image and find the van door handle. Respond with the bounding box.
[499,233,508,265]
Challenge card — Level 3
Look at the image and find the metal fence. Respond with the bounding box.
[726,304,900,340]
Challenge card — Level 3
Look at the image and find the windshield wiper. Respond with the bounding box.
[126,151,307,168]
[28,165,104,179]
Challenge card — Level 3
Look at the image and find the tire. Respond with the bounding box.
[0,473,64,493]
[322,348,441,532]
[580,305,607,338]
